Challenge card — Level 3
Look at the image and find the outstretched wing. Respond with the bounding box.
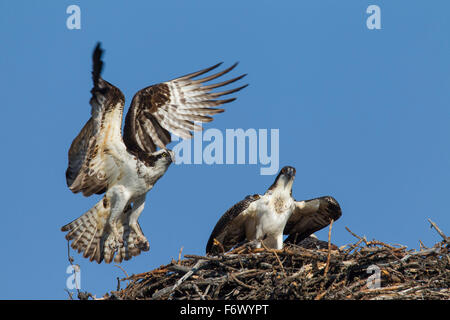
[284,196,342,244]
[66,43,126,197]
[206,194,260,255]
[123,62,247,154]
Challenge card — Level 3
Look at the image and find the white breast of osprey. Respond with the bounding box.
[251,191,295,249]
[108,149,170,200]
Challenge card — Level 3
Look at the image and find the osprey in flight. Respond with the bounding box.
[61,43,247,263]
[206,166,342,254]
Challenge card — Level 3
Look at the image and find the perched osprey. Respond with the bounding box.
[62,43,247,263]
[206,166,342,254]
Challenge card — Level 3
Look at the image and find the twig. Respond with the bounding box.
[114,265,129,279]
[153,259,208,300]
[229,273,257,290]
[67,240,74,265]
[178,246,184,264]
[261,242,286,278]
[184,254,220,261]
[169,264,192,274]
[192,283,205,300]
[345,226,368,245]
[323,219,334,278]
[314,290,327,300]
[428,219,448,242]
[360,284,409,293]
[343,238,364,257]
[419,240,428,250]
[64,289,74,300]
[114,265,130,289]
[316,219,335,298]
[377,247,441,267]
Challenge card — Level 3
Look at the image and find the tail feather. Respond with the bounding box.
[62,200,107,263]
[61,198,148,264]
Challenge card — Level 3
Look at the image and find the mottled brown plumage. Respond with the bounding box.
[206,194,260,255]
[206,167,342,255]
[63,42,247,263]
[284,196,342,245]
[123,62,247,156]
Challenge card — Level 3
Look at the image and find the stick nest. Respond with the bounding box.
[101,223,449,300]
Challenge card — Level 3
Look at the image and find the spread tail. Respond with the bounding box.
[61,198,149,263]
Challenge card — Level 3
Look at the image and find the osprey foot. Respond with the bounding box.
[107,232,125,252]
[135,236,149,251]
[108,240,124,252]
[111,224,124,245]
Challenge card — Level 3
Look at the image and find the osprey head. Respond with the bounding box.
[148,148,175,167]
[266,166,296,194]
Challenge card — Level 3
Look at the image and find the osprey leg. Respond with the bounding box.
[128,194,149,250]
[106,185,132,248]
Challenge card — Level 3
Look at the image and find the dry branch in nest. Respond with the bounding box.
[102,222,449,300]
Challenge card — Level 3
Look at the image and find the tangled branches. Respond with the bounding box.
[105,221,449,300]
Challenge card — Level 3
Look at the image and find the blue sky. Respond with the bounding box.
[1,1,449,299]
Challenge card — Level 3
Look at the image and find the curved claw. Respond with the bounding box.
[135,236,150,251]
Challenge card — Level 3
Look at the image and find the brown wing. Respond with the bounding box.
[123,62,247,154]
[206,194,260,255]
[66,43,125,196]
[284,196,342,244]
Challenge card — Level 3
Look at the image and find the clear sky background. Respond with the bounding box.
[1,1,449,299]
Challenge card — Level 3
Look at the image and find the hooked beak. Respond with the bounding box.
[267,166,296,193]
[165,148,175,163]
[282,166,296,179]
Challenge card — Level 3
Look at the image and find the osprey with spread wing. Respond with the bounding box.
[62,43,247,263]
[206,166,342,254]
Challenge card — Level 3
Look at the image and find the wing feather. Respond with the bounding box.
[283,196,342,244]
[66,42,126,196]
[206,194,260,255]
[200,75,247,91]
[142,111,172,145]
[136,120,156,153]
[177,108,225,116]
[174,62,224,81]
[123,63,247,154]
